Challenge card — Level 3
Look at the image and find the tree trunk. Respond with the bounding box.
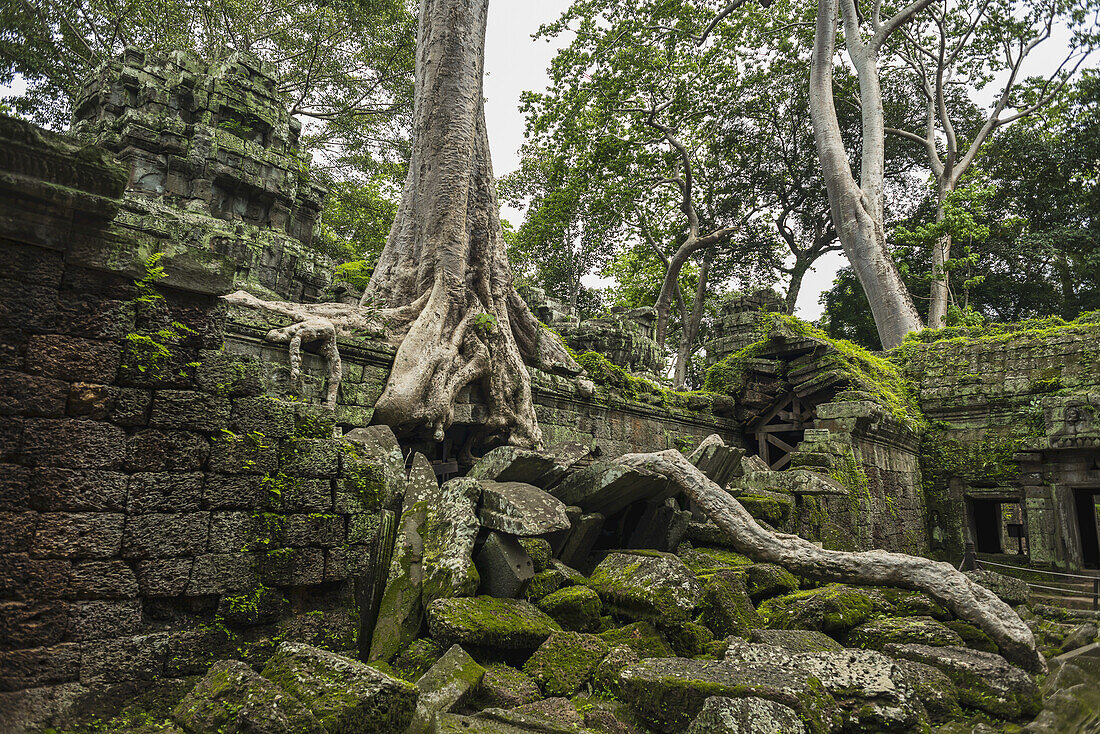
[927,197,951,328]
[617,447,1046,674]
[673,255,710,390]
[784,261,808,315]
[225,0,576,448]
[654,235,704,351]
[809,0,924,349]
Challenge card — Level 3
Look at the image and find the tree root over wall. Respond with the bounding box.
[617,448,1046,674]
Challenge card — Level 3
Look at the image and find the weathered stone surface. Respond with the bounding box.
[556,511,603,569]
[618,657,837,734]
[426,596,562,655]
[757,584,874,635]
[551,462,673,517]
[470,663,542,709]
[434,712,575,733]
[391,638,445,682]
[676,545,753,575]
[748,629,842,654]
[688,436,746,490]
[964,569,1030,607]
[260,642,419,734]
[467,442,590,489]
[846,615,963,651]
[342,424,406,512]
[523,631,610,697]
[884,643,1041,719]
[509,696,586,728]
[406,644,485,734]
[686,695,806,734]
[475,532,534,599]
[592,644,640,697]
[790,649,927,733]
[477,480,570,536]
[536,585,602,632]
[172,659,324,734]
[698,571,762,639]
[588,552,703,624]
[369,465,476,663]
[519,537,552,572]
[624,497,693,552]
[739,563,800,603]
[596,621,675,659]
[895,659,962,723]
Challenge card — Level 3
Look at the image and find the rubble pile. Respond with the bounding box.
[91,435,1100,734]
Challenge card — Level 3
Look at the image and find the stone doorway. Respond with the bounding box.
[1073,488,1100,569]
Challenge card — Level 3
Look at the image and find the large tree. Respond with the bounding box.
[228,0,576,448]
[885,0,1099,327]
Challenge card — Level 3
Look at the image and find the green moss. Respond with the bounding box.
[523,631,610,697]
[677,546,753,576]
[573,349,718,410]
[341,442,386,510]
[758,584,874,636]
[537,585,603,632]
[524,569,566,601]
[596,622,675,659]
[737,493,793,527]
[943,620,999,654]
[664,621,715,657]
[704,313,925,427]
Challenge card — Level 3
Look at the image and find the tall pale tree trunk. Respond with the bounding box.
[809,0,926,349]
[784,261,809,315]
[361,0,576,447]
[672,254,711,390]
[928,197,952,328]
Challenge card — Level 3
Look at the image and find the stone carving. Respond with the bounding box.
[1044,393,1100,449]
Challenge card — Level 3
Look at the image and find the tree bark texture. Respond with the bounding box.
[225,0,576,448]
[928,200,951,328]
[618,447,1046,674]
[809,0,925,349]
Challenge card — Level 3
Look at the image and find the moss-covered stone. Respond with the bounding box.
[943,620,999,654]
[894,659,962,723]
[737,492,793,528]
[596,621,675,660]
[591,644,640,697]
[884,643,1041,720]
[522,631,610,697]
[846,616,964,651]
[426,596,562,656]
[664,621,715,658]
[537,585,602,632]
[260,642,419,734]
[757,584,874,636]
[173,659,324,734]
[676,545,753,577]
[749,629,842,654]
[391,639,445,683]
[518,538,552,572]
[523,568,566,602]
[468,663,542,709]
[697,571,763,639]
[866,587,951,620]
[618,656,838,734]
[588,552,703,624]
[743,563,799,602]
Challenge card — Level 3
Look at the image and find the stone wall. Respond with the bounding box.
[0,116,404,732]
[901,322,1100,567]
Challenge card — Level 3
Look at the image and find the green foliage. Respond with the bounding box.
[473,312,498,333]
[122,253,197,375]
[332,260,374,292]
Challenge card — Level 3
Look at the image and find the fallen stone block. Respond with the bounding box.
[624,497,692,552]
[523,631,610,697]
[556,511,604,569]
[964,569,1030,606]
[588,552,703,624]
[469,663,542,709]
[895,659,962,723]
[536,585,602,632]
[551,461,673,517]
[749,629,841,653]
[846,616,963,651]
[686,695,806,734]
[406,644,485,734]
[426,596,562,657]
[477,480,570,536]
[260,642,419,734]
[172,659,325,734]
[884,643,1041,719]
[688,435,746,489]
[698,571,763,638]
[467,442,591,490]
[618,657,838,734]
[475,531,535,599]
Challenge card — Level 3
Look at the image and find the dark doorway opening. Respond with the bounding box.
[1074,489,1100,569]
[970,498,1003,554]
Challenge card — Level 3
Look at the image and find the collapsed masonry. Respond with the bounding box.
[1,49,1099,734]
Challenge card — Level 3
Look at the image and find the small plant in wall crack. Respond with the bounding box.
[122,252,197,376]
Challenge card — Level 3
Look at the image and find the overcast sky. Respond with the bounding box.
[481,0,846,320]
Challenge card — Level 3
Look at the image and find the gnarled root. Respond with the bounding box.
[617,446,1046,673]
[221,290,390,408]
